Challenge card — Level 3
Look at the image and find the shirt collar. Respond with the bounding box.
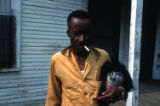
[61,45,100,61]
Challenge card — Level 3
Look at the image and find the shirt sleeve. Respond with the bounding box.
[45,57,62,106]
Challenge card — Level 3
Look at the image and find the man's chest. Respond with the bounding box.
[54,59,102,82]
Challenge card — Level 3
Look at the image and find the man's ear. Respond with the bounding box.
[67,29,70,37]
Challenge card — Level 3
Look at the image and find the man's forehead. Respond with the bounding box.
[71,17,91,24]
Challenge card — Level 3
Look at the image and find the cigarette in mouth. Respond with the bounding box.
[84,45,90,52]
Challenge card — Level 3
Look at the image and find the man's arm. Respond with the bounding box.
[45,58,62,106]
[96,61,133,103]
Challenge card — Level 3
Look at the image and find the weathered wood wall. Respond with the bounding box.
[0,0,88,105]
[127,0,143,106]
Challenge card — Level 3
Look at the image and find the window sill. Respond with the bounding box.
[0,67,20,72]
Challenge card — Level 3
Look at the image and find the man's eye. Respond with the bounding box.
[73,32,80,36]
[72,31,90,36]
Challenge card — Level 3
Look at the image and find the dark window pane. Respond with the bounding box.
[0,15,14,67]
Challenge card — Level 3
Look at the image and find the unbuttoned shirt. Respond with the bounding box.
[45,46,111,106]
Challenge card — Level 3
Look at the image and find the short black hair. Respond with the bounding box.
[67,10,90,28]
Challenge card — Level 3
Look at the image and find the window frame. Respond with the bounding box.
[0,0,21,72]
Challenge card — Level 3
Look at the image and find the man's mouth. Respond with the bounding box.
[77,43,90,52]
[79,42,84,46]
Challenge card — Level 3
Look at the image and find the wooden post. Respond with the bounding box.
[127,0,143,106]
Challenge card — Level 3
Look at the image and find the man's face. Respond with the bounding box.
[67,17,91,56]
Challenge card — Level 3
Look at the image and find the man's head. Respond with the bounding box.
[67,10,91,57]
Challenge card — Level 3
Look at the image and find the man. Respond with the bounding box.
[45,10,125,106]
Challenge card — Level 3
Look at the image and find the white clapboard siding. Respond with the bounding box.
[22,17,66,25]
[22,26,66,32]
[22,39,70,44]
[0,76,48,85]
[21,54,52,59]
[0,71,49,80]
[22,0,87,11]
[0,95,46,105]
[0,0,88,105]
[22,30,66,36]
[5,101,45,106]
[22,35,69,41]
[0,86,48,97]
[22,21,67,28]
[21,66,50,71]
[21,42,67,47]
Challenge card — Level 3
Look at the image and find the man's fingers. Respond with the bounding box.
[95,94,110,100]
[94,86,122,101]
[101,89,110,95]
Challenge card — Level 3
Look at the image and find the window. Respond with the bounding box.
[0,0,14,67]
[0,0,21,71]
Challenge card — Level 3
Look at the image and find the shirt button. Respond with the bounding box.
[84,92,87,95]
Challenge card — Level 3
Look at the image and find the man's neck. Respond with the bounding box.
[74,53,88,70]
[74,54,87,61]
[72,48,89,60]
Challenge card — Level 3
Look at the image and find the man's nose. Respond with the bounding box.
[79,34,84,42]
